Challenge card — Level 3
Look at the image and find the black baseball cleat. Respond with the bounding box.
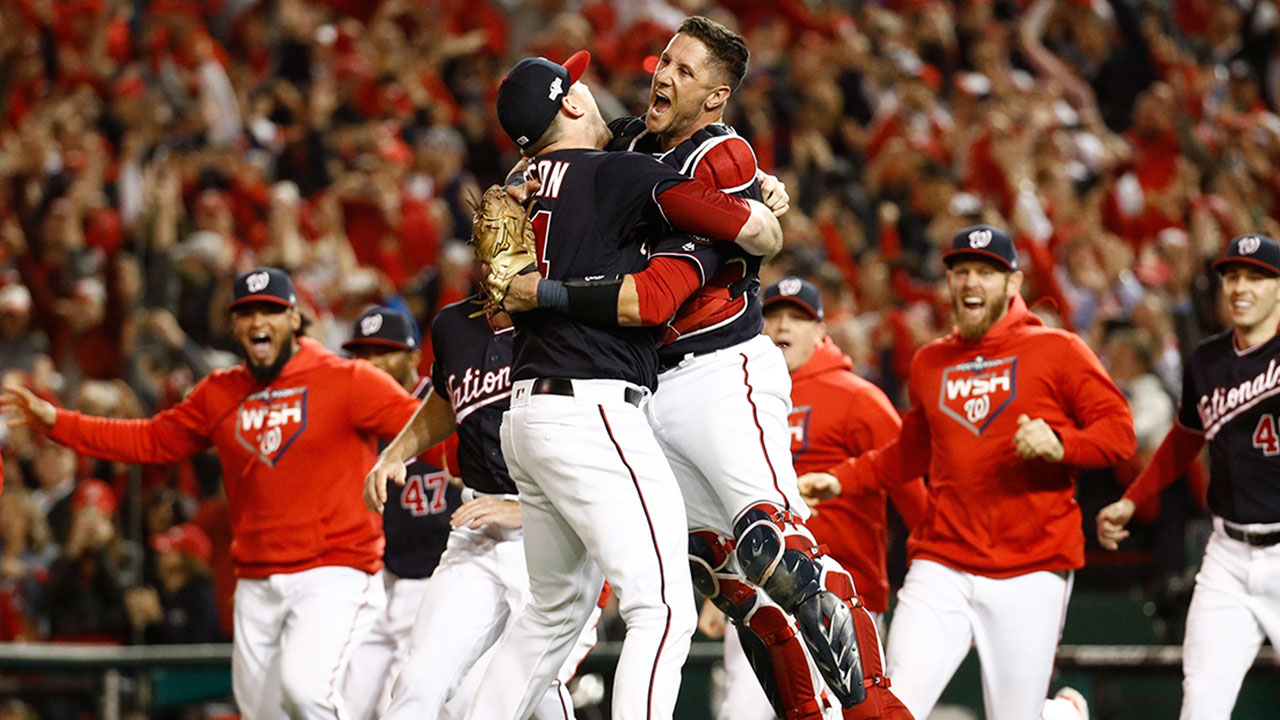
[793,590,866,708]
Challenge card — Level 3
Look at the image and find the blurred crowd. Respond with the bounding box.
[0,0,1272,684]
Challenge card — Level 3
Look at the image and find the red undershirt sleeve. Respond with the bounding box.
[632,256,703,326]
[1122,423,1206,511]
[655,181,752,241]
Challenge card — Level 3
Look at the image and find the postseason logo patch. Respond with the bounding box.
[938,356,1017,435]
[235,387,308,466]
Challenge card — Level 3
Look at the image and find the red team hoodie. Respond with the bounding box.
[836,297,1135,577]
[790,338,928,612]
[49,338,419,578]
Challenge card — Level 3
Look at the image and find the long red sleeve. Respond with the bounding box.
[1122,423,1206,511]
[49,388,216,464]
[831,402,932,496]
[655,181,752,241]
[1054,334,1139,467]
[632,256,703,326]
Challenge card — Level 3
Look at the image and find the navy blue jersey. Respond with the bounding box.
[1178,328,1280,524]
[430,297,518,495]
[514,148,691,389]
[382,377,463,579]
[608,117,765,365]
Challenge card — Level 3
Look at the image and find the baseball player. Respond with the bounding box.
[1097,234,1280,720]
[503,18,869,716]
[2,268,420,720]
[339,306,461,720]
[456,49,783,720]
[361,296,600,720]
[801,226,1134,720]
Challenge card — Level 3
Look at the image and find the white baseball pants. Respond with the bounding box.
[382,520,597,720]
[650,335,808,532]
[1180,521,1280,720]
[464,379,696,720]
[341,571,429,720]
[232,566,385,720]
[885,559,1071,720]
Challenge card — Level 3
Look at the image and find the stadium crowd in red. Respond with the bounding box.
[0,0,1271,695]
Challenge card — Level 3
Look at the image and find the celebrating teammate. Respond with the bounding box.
[3,268,420,720]
[459,48,784,720]
[339,306,461,720]
[801,226,1134,720]
[504,18,873,716]
[362,296,598,718]
[1097,234,1280,720]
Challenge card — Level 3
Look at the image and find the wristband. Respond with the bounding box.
[536,279,569,311]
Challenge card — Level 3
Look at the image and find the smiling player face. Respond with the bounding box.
[946,259,1020,341]
[1221,264,1280,336]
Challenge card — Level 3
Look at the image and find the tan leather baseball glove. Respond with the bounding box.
[470,185,538,317]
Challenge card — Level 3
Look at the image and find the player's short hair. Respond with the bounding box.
[677,16,749,92]
[523,119,563,157]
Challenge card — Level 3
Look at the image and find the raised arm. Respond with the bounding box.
[3,384,212,465]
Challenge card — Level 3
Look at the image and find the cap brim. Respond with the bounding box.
[563,51,590,84]
[1212,257,1280,276]
[342,337,414,351]
[943,248,1016,271]
[763,296,822,320]
[229,295,295,311]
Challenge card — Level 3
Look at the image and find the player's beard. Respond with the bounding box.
[243,337,296,385]
[952,289,1008,341]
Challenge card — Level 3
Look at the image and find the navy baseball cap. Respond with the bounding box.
[343,307,419,351]
[1212,234,1280,277]
[943,224,1018,272]
[763,277,823,321]
[229,267,296,311]
[496,51,591,150]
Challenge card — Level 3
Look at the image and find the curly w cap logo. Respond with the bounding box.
[246,272,270,293]
[938,356,1017,435]
[235,387,308,467]
[968,229,993,248]
[360,313,383,336]
[778,277,803,296]
[1239,236,1262,255]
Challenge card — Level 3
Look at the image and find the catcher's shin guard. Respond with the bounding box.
[734,504,866,708]
[689,531,827,720]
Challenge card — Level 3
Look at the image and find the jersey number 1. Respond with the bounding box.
[1251,414,1280,456]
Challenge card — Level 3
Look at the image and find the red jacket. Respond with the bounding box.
[790,338,928,612]
[49,338,419,578]
[836,296,1135,578]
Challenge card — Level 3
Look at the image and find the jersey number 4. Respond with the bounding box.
[1252,414,1280,456]
[401,473,450,516]
[530,209,552,275]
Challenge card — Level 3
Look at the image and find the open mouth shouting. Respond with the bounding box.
[248,331,275,364]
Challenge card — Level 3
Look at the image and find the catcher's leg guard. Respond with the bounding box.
[690,531,827,720]
[734,504,866,709]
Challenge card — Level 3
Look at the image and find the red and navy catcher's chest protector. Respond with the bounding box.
[608,118,766,362]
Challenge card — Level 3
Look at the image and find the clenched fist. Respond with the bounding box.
[1013,414,1064,462]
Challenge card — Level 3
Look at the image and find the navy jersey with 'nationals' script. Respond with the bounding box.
[430,297,517,495]
[382,377,462,579]
[515,149,692,389]
[1178,328,1280,523]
